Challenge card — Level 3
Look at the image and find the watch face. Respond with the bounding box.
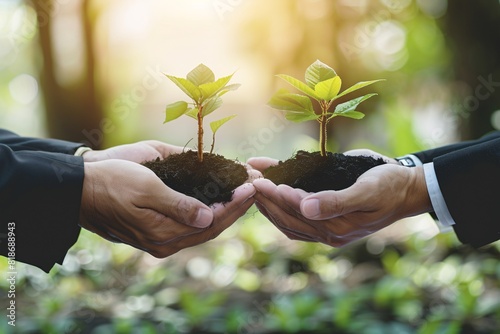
[397,157,415,167]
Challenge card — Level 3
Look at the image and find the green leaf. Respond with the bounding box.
[314,76,342,101]
[331,93,377,120]
[201,97,223,116]
[284,111,320,123]
[277,74,320,101]
[185,108,199,120]
[210,115,237,134]
[305,60,337,88]
[218,83,241,97]
[165,75,201,101]
[268,89,315,112]
[199,74,234,100]
[335,79,384,100]
[164,101,189,123]
[187,64,215,86]
[335,111,365,119]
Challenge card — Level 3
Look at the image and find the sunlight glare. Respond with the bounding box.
[9,74,38,105]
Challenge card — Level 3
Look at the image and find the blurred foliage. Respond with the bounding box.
[1,0,500,333]
[1,215,499,333]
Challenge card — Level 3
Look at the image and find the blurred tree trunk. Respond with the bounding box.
[443,0,500,140]
[33,0,103,148]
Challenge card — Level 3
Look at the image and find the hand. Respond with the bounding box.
[81,140,183,164]
[80,159,256,257]
[83,140,262,182]
[343,149,399,165]
[248,157,432,247]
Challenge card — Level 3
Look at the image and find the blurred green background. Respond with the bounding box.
[1,0,500,333]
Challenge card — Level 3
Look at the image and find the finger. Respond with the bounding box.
[254,179,305,220]
[253,180,298,218]
[87,217,154,250]
[276,228,316,242]
[145,177,214,228]
[300,164,407,221]
[141,183,255,248]
[162,190,256,253]
[232,182,257,201]
[212,183,256,225]
[254,201,274,223]
[254,191,319,239]
[245,165,263,182]
[343,149,397,165]
[136,209,206,245]
[257,200,320,243]
[254,202,316,242]
[343,149,379,157]
[275,184,310,213]
[211,196,255,238]
[142,140,187,158]
[300,187,367,220]
[247,157,279,172]
[253,177,278,195]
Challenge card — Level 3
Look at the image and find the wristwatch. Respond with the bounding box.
[395,154,422,167]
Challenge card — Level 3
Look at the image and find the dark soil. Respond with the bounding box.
[143,151,248,205]
[263,150,386,192]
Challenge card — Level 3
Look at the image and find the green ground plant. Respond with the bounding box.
[268,60,383,156]
[163,64,239,161]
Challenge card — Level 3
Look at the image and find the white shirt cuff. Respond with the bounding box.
[423,162,456,228]
[74,146,93,157]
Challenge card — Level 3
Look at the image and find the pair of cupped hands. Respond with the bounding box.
[79,141,431,259]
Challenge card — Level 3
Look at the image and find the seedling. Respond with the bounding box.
[164,64,239,162]
[268,60,383,156]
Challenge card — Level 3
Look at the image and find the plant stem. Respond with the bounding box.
[210,132,215,155]
[197,106,204,162]
[319,116,327,157]
[319,102,328,157]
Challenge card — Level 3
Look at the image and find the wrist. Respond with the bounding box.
[407,166,433,216]
[79,162,95,230]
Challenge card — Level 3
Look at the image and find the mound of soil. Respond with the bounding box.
[263,150,386,192]
[143,151,248,205]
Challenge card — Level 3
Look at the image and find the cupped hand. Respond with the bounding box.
[81,140,183,164]
[248,157,432,247]
[80,159,256,257]
[343,149,398,165]
[84,140,261,182]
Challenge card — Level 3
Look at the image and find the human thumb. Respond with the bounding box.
[149,181,214,228]
[300,186,364,220]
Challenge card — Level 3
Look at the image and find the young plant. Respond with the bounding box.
[268,60,383,156]
[164,64,240,162]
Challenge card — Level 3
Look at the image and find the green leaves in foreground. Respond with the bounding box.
[268,59,384,123]
[163,63,240,161]
[164,64,240,123]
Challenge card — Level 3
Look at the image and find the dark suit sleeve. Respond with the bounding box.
[413,132,500,247]
[0,129,84,154]
[0,130,84,272]
[413,131,500,163]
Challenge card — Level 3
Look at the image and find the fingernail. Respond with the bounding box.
[301,199,320,218]
[194,208,213,228]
